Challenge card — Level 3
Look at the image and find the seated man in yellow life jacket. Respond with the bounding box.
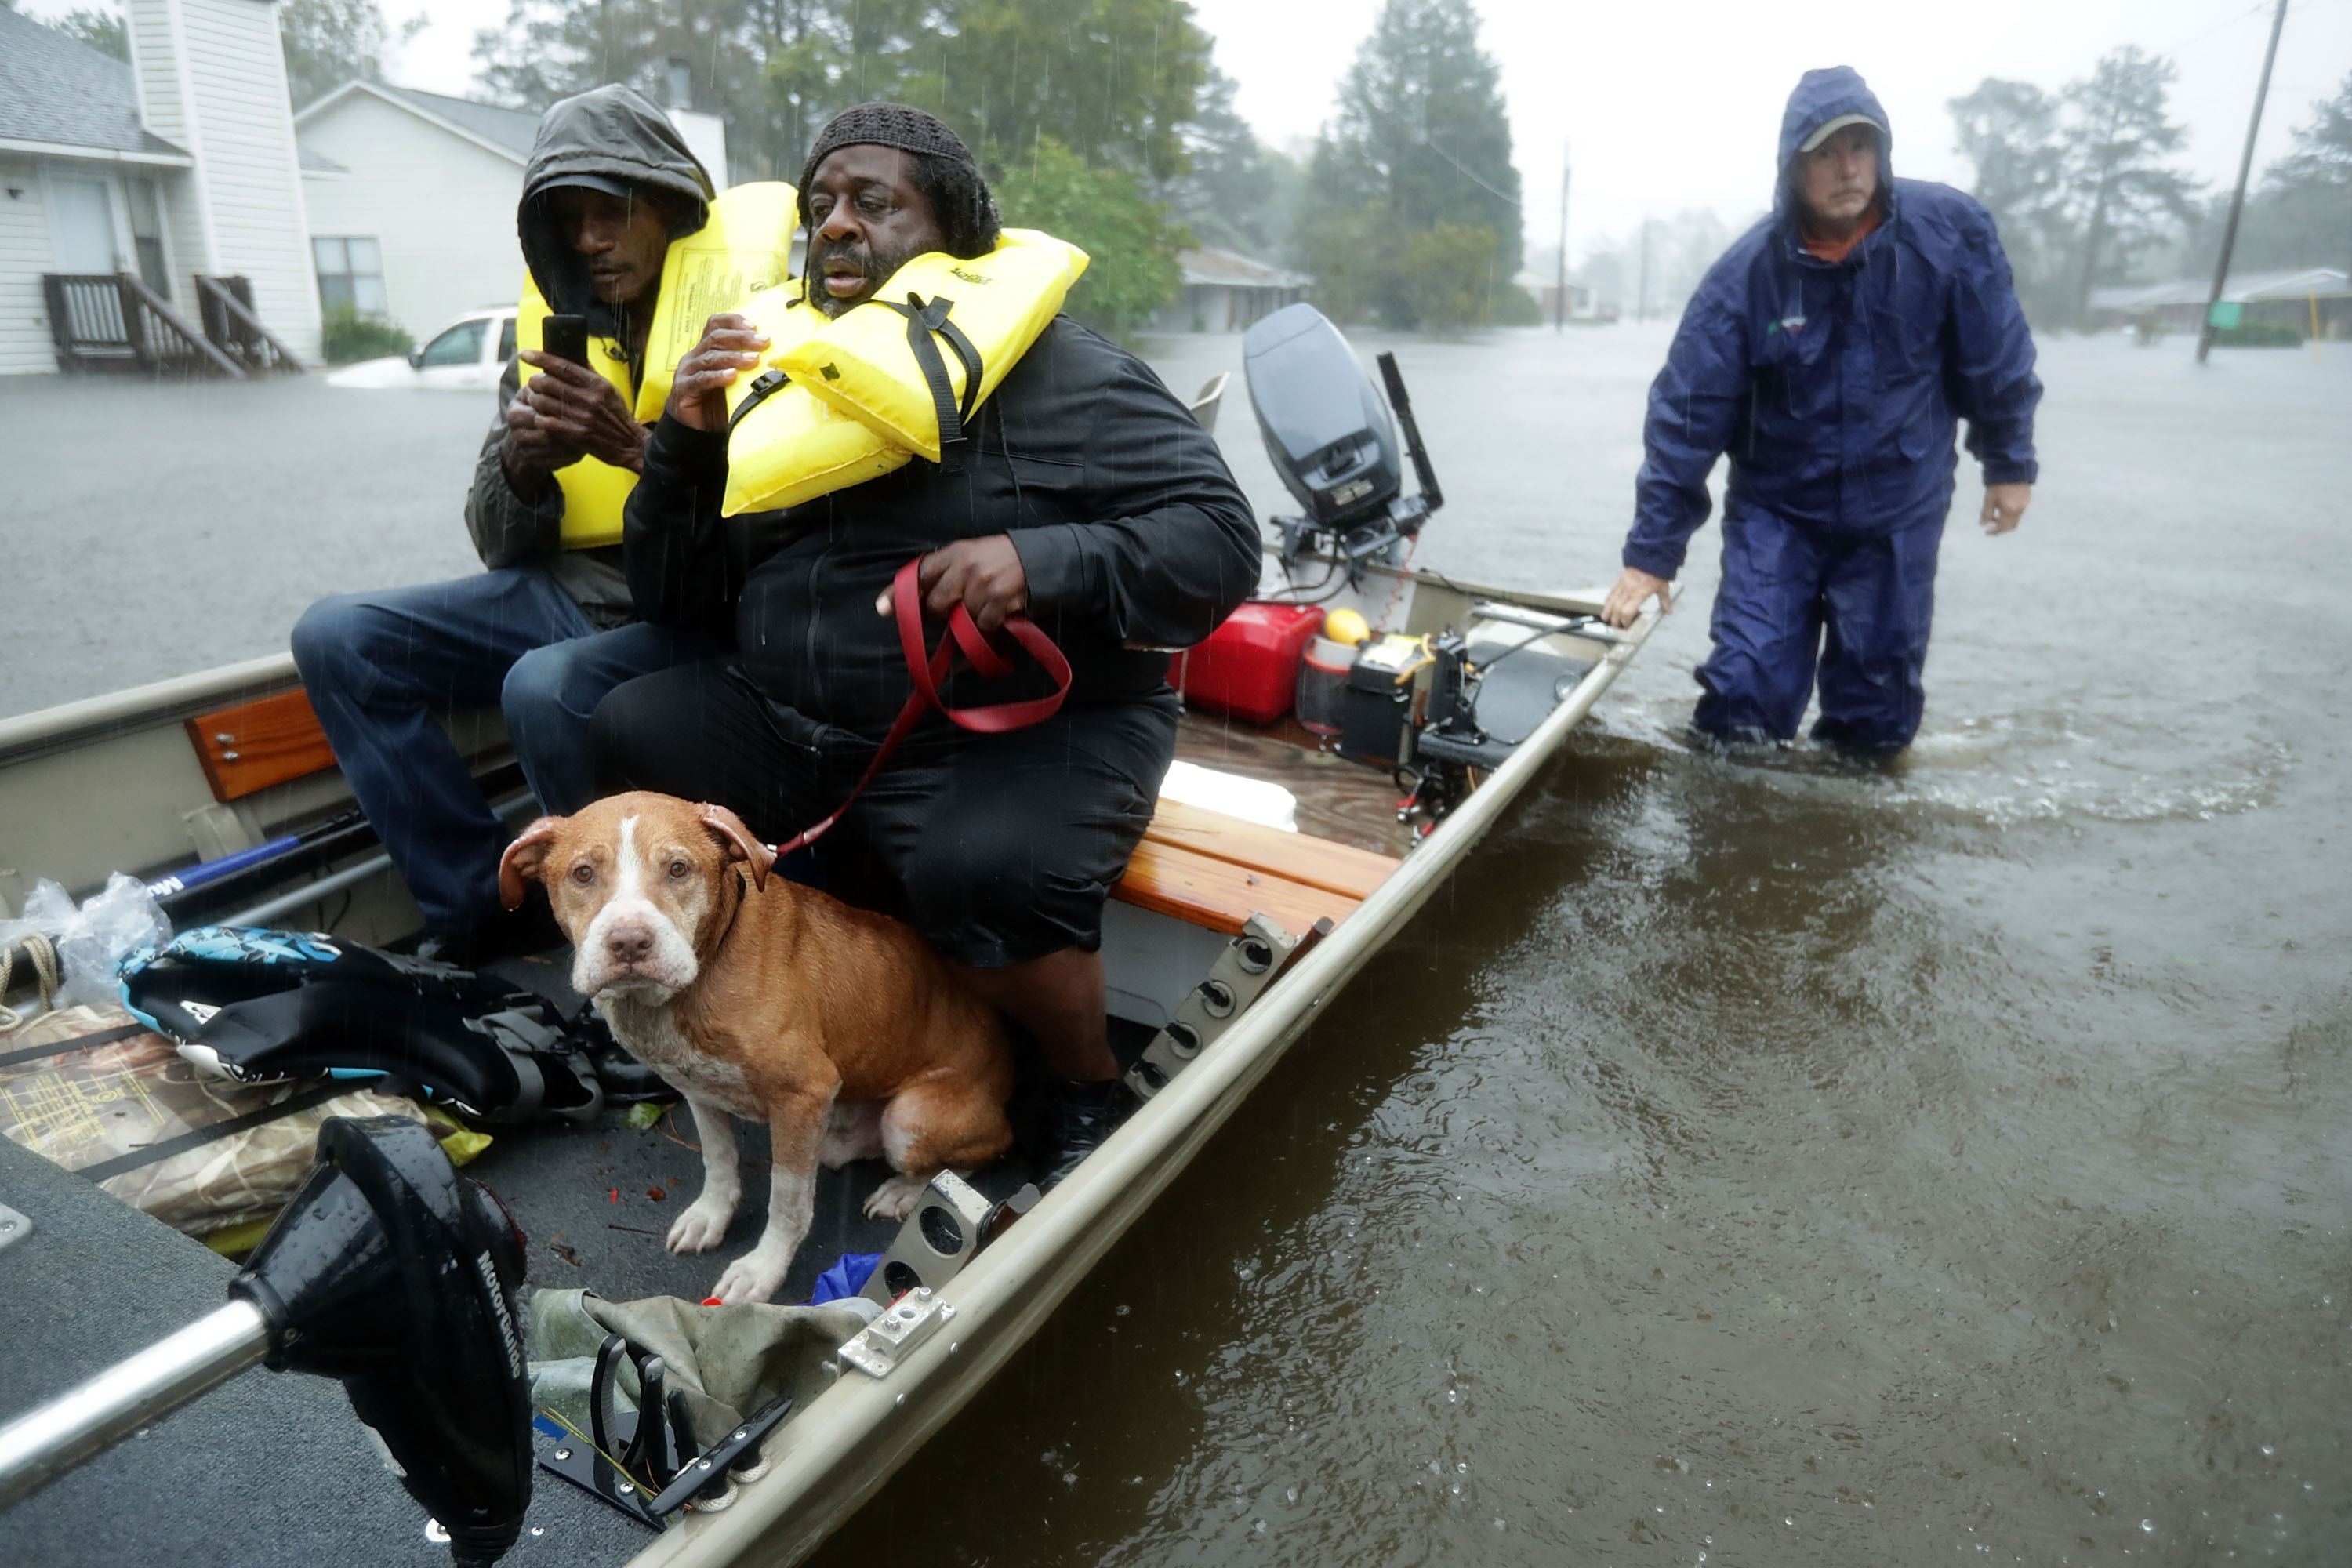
[592,103,1263,1192]
[293,85,755,963]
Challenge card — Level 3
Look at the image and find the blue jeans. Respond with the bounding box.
[291,566,710,935]
[1693,506,1944,753]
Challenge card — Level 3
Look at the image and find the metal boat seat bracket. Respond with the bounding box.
[860,1169,1037,1306]
[1124,913,1316,1102]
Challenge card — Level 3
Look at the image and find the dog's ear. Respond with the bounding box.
[699,803,775,893]
[497,817,563,910]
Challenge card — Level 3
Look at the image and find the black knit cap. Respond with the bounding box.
[797,103,978,209]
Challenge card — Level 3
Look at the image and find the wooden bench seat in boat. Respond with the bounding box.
[1110,799,1398,938]
[179,686,1401,939]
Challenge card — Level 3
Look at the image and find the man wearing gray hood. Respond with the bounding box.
[293,85,718,960]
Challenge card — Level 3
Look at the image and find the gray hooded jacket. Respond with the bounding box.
[462,85,714,626]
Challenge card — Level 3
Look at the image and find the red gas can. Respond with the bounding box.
[1170,601,1326,726]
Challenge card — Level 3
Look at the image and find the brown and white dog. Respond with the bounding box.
[498,790,1014,1305]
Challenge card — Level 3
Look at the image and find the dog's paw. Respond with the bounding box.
[862,1171,931,1221]
[710,1251,789,1305]
[666,1197,734,1254]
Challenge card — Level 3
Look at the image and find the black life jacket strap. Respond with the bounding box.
[888,292,985,474]
[726,368,791,437]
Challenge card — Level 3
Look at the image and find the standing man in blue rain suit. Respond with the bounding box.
[1599,67,2042,754]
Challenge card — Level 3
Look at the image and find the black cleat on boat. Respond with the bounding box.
[1036,1076,1138,1192]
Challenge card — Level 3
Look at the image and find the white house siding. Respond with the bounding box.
[172,0,318,358]
[297,93,527,341]
[123,0,212,307]
[0,158,58,374]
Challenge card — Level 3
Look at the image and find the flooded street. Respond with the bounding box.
[815,327,2352,1566]
[10,325,2350,1563]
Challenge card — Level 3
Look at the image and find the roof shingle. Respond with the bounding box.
[0,6,187,158]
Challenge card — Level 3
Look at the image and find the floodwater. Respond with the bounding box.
[9,325,2350,1564]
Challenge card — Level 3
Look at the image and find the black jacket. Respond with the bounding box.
[463,85,714,626]
[623,317,1262,737]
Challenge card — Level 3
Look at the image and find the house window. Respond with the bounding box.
[313,237,387,315]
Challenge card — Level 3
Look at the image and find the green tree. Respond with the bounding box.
[2060,46,2196,321]
[2244,70,2352,276]
[1160,67,1300,260]
[1948,76,2070,320]
[472,0,1207,192]
[992,135,1181,334]
[1399,220,1494,332]
[49,5,128,60]
[895,0,1208,180]
[1298,0,1524,328]
[281,0,421,109]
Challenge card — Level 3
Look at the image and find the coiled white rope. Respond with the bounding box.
[0,932,62,1032]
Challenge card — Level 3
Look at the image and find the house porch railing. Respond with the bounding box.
[42,274,247,378]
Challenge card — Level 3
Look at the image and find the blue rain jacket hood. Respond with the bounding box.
[1621,65,2041,579]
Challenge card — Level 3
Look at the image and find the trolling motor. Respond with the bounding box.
[1243,303,1444,579]
[0,1117,533,1566]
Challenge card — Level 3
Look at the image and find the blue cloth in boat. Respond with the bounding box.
[292,566,710,935]
[809,1250,881,1305]
[1621,65,2040,751]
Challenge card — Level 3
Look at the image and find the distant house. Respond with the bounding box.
[295,75,730,346]
[0,0,320,374]
[1512,268,1614,324]
[1149,247,1311,334]
[2089,267,2350,339]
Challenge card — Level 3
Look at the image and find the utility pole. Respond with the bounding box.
[2198,0,2290,364]
[1554,140,1570,332]
[1636,220,1652,323]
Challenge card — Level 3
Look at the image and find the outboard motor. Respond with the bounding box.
[0,1116,533,1566]
[1243,303,1443,568]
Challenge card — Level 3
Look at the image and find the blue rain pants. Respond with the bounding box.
[1692,505,1942,753]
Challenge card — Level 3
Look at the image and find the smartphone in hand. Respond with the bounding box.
[541,314,589,366]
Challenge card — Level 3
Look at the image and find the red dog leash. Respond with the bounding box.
[769,555,1073,857]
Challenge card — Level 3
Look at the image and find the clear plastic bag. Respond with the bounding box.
[0,873,172,1012]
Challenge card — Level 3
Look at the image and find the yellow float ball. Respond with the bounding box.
[1324,607,1372,646]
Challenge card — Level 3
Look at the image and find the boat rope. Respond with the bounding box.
[0,932,62,1032]
[1374,536,1421,633]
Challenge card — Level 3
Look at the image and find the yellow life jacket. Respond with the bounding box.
[719,290,909,518]
[516,181,799,549]
[720,228,1089,517]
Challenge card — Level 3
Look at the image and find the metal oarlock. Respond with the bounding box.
[1124,913,1325,1102]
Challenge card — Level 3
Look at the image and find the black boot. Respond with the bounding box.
[1037,1076,1137,1191]
[416,895,563,968]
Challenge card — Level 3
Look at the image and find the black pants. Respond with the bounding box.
[592,660,1175,968]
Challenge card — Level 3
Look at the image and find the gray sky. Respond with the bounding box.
[40,0,2349,263]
